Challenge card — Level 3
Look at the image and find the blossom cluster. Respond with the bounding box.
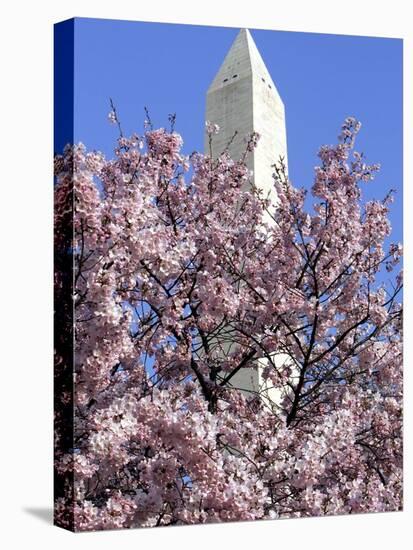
[54,117,402,531]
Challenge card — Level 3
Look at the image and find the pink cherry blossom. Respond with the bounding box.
[54,115,402,531]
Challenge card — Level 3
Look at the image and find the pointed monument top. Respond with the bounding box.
[208,28,282,103]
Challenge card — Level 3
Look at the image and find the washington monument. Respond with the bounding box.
[205,28,290,406]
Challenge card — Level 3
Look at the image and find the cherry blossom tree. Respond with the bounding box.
[54,113,402,531]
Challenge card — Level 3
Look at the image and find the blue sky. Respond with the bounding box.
[58,17,403,246]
